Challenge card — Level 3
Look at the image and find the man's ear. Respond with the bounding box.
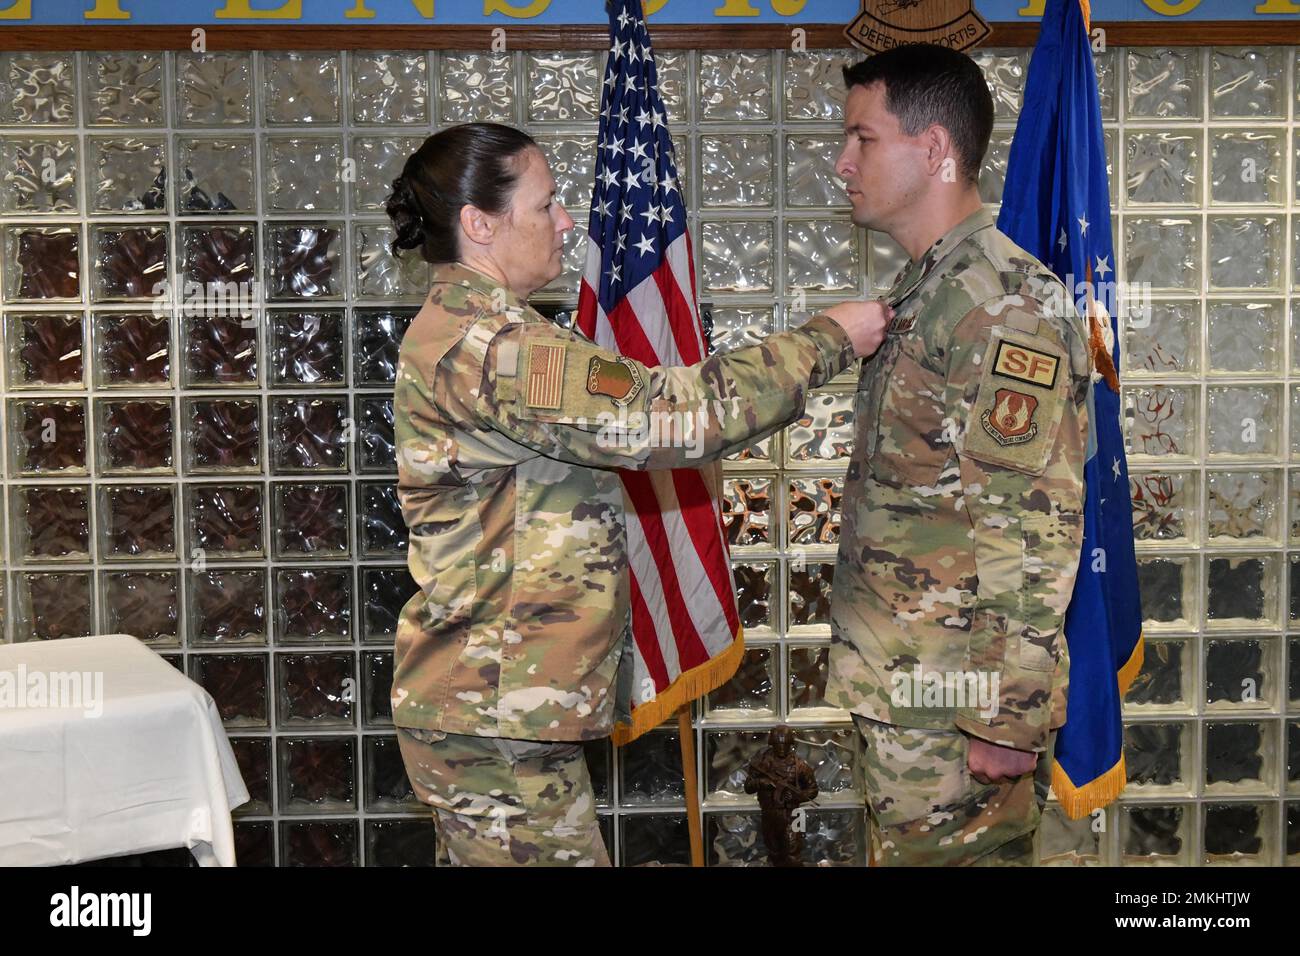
[923,124,954,180]
[459,204,496,246]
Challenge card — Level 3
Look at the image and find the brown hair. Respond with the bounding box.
[843,44,993,186]
[385,122,539,264]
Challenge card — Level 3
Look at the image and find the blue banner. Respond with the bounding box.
[997,0,1144,818]
[1,0,1296,26]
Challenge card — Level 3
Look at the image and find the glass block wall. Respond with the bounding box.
[0,45,1296,866]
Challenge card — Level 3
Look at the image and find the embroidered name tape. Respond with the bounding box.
[992,339,1058,389]
[886,311,917,336]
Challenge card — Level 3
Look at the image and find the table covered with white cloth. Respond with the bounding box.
[0,634,249,866]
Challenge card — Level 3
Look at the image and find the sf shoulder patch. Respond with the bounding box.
[991,339,1059,389]
[961,329,1068,475]
[587,355,643,406]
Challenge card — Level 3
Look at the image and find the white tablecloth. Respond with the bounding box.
[0,634,249,867]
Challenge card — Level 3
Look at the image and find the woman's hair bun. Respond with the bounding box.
[386,124,538,263]
[386,175,427,252]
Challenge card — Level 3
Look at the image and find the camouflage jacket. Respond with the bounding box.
[826,208,1091,753]
[392,260,856,740]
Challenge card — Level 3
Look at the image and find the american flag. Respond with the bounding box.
[577,0,744,744]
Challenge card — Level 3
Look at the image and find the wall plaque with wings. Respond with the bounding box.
[844,0,992,54]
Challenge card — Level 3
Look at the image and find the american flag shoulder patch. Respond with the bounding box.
[524,340,567,410]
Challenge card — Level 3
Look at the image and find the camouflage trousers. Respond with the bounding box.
[852,715,1056,867]
[395,726,610,867]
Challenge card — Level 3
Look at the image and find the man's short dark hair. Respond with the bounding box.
[842,44,994,186]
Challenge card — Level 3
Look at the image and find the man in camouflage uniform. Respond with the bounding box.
[393,254,886,865]
[825,45,1091,865]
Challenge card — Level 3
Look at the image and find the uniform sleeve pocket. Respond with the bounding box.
[515,334,649,424]
[1015,512,1079,673]
[959,329,1068,477]
[400,726,449,745]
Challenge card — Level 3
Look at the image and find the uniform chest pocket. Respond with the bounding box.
[869,339,952,486]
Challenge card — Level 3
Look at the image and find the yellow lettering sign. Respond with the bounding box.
[1017,0,1046,15]
[644,0,667,14]
[1254,0,1300,12]
[483,0,551,18]
[771,0,806,14]
[214,0,302,19]
[713,0,760,16]
[85,0,129,18]
[1141,0,1203,14]
[345,0,376,18]
[0,0,31,20]
[411,0,434,15]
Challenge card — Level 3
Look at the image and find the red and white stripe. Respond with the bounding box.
[576,230,741,717]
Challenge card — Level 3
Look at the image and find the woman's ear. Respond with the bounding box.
[459,204,497,246]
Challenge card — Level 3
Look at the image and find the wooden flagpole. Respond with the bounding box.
[676,706,705,866]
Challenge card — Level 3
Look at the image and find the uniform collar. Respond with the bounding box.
[887,207,995,308]
[428,260,530,312]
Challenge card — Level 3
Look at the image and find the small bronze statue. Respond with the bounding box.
[743,725,819,866]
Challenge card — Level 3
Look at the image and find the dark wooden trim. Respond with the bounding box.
[0,21,1296,51]
[1085,20,1300,46]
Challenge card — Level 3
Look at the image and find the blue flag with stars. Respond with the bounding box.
[997,0,1144,818]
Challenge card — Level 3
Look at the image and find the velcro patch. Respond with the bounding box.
[587,355,643,407]
[524,341,566,409]
[961,329,1068,476]
[513,332,652,423]
[992,339,1059,389]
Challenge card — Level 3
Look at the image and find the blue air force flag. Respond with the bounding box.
[996,0,1144,817]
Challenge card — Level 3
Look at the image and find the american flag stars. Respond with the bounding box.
[586,1,685,313]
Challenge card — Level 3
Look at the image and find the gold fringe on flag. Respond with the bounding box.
[611,628,746,746]
[1116,631,1145,696]
[1052,755,1126,820]
[1051,632,1145,819]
